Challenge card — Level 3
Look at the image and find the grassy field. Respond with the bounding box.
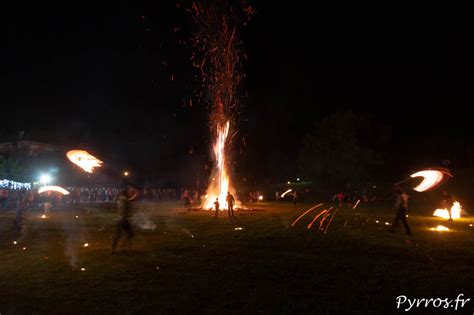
[1,200,474,314]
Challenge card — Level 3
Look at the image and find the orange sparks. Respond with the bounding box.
[319,208,334,230]
[307,209,328,229]
[291,203,323,227]
[324,208,340,234]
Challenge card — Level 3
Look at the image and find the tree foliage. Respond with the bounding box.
[298,111,383,190]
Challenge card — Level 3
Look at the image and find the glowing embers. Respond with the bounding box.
[430,225,450,232]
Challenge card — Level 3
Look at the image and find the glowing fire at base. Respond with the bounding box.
[202,121,239,210]
[433,201,462,220]
[430,225,450,232]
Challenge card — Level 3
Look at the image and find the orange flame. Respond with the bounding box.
[433,201,462,220]
[203,121,239,210]
[66,150,103,173]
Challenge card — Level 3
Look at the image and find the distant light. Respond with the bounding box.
[40,174,51,184]
[234,227,244,231]
[75,216,79,219]
[372,185,377,188]
[22,247,26,250]
[41,214,47,219]
[297,178,300,181]
[384,222,390,226]
[258,195,263,200]
[470,224,473,227]
[123,171,129,176]
[375,220,379,224]
[287,181,291,184]
[80,267,86,271]
[13,241,17,245]
[83,243,89,247]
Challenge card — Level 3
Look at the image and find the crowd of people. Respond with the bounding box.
[0,186,199,211]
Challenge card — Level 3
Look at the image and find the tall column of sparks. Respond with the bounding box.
[190,1,254,210]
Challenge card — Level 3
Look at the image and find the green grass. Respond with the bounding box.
[1,201,474,314]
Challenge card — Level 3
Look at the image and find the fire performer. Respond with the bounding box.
[213,198,220,218]
[293,190,298,206]
[226,192,235,217]
[390,186,412,236]
[112,187,137,254]
[441,190,454,221]
[182,190,192,212]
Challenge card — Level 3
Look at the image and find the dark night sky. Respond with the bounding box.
[2,2,473,185]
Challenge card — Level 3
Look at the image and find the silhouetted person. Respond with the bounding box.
[292,191,298,206]
[337,192,344,208]
[226,192,235,217]
[390,187,412,236]
[182,190,192,212]
[214,198,220,218]
[442,190,454,221]
[112,189,136,253]
[13,195,26,234]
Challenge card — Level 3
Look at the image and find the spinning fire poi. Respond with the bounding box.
[190,1,254,210]
[66,150,103,173]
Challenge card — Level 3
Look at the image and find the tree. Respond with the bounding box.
[298,111,383,191]
[0,155,25,181]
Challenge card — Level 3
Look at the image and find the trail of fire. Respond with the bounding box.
[352,199,360,209]
[319,209,334,230]
[38,186,70,195]
[324,208,341,234]
[306,209,329,229]
[343,201,361,227]
[280,189,292,198]
[291,203,324,227]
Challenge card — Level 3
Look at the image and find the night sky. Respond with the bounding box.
[2,2,473,186]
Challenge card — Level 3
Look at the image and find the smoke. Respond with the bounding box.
[57,210,86,268]
[132,208,157,230]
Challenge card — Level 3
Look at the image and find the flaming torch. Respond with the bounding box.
[66,150,103,173]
